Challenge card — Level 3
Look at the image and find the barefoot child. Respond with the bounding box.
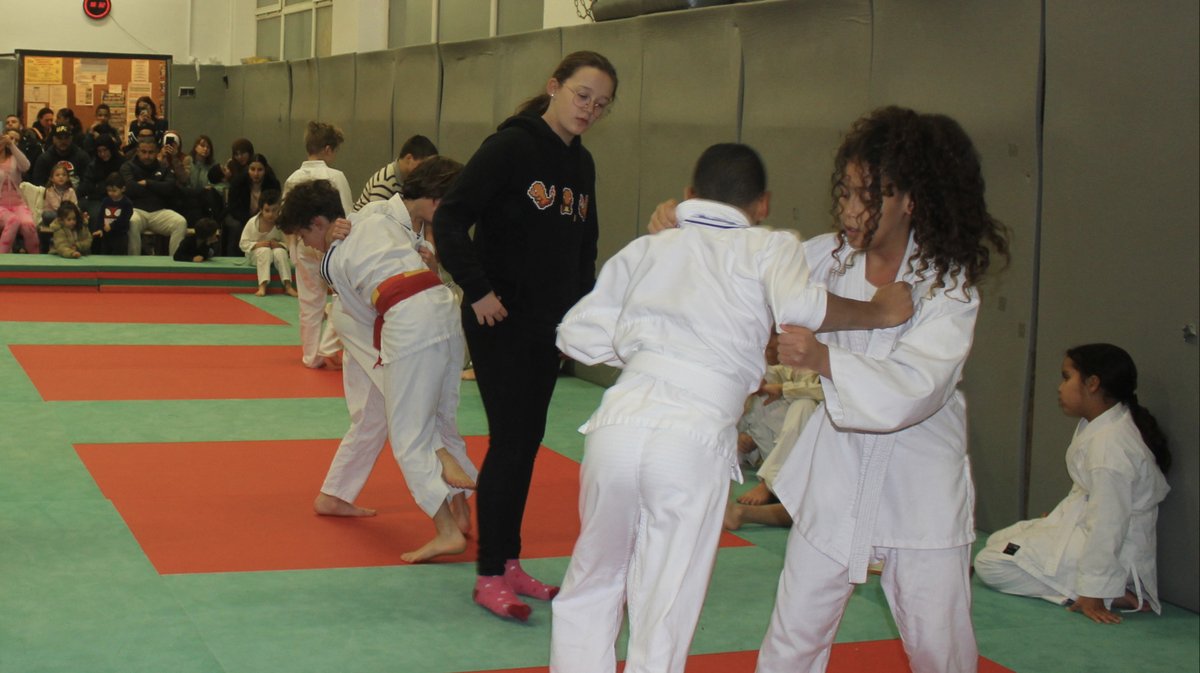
[278,161,478,564]
[975,343,1170,624]
[550,143,914,673]
[239,189,298,296]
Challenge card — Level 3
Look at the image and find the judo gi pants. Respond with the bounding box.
[757,530,977,673]
[464,314,561,576]
[251,246,292,286]
[320,335,474,515]
[973,531,1071,605]
[550,425,728,673]
[295,254,341,368]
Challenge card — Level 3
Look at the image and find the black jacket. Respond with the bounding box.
[120,156,180,212]
[433,112,599,341]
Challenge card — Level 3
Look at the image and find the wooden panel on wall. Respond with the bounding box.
[871,0,1043,533]
[1039,2,1199,611]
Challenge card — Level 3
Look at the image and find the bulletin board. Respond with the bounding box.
[16,49,170,133]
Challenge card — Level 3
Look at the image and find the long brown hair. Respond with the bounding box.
[516,51,618,118]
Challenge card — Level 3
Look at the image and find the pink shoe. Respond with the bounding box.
[504,559,560,600]
[473,576,531,621]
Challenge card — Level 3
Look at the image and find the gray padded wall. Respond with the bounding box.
[315,54,360,187]
[220,66,248,159]
[348,49,398,200]
[636,7,741,236]
[438,38,505,162]
[1037,2,1199,611]
[871,0,1042,532]
[288,59,320,174]
[0,57,17,121]
[737,0,871,238]
[239,62,292,173]
[563,19,644,265]
[391,45,442,157]
[490,31,563,126]
[170,64,231,163]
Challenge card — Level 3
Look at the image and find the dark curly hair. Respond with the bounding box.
[399,155,464,201]
[277,179,345,235]
[829,106,1010,293]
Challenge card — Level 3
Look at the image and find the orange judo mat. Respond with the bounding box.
[75,436,751,575]
[11,345,343,400]
[0,290,287,324]
[476,641,1014,673]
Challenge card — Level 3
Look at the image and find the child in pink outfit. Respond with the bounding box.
[0,131,38,253]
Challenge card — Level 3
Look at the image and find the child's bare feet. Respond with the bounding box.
[724,499,744,531]
[449,491,472,535]
[401,503,467,563]
[320,351,343,370]
[1111,590,1151,612]
[313,492,376,517]
[255,282,267,297]
[737,481,773,506]
[284,281,299,297]
[460,367,476,381]
[437,448,476,489]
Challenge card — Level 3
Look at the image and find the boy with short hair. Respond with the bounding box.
[277,159,479,564]
[95,173,133,254]
[549,143,913,673]
[353,134,439,211]
[282,121,353,370]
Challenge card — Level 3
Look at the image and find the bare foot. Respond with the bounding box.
[284,281,299,297]
[724,499,743,531]
[401,503,467,563]
[321,351,343,370]
[737,432,757,454]
[255,283,267,297]
[1111,590,1152,612]
[313,492,376,517]
[737,481,773,506]
[449,492,472,535]
[460,368,476,381]
[437,448,476,489]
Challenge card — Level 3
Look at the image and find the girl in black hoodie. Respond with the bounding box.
[434,50,617,622]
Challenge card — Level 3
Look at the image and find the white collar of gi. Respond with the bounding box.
[675,198,752,231]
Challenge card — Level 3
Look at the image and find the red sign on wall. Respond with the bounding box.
[83,0,112,20]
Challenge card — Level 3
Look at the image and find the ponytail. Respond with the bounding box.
[1066,343,1172,475]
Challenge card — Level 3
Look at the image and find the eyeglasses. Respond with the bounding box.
[561,83,613,118]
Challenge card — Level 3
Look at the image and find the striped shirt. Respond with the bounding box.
[353,161,400,212]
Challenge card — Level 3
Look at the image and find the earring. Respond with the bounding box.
[550,93,555,98]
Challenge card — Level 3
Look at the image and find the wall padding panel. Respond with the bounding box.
[636,7,742,235]
[1038,2,1199,611]
[0,58,17,122]
[219,66,247,160]
[391,45,442,162]
[288,59,320,175]
[489,31,563,125]
[315,54,359,188]
[348,50,398,198]
[563,19,644,266]
[438,38,505,162]
[737,0,871,239]
[170,64,231,164]
[239,62,292,174]
[871,0,1042,532]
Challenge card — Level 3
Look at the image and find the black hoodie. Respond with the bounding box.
[433,112,599,343]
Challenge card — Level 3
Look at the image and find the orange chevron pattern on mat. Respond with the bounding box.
[475,641,1014,672]
[11,344,343,400]
[75,436,751,574]
[0,290,287,324]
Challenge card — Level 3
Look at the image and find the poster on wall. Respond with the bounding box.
[48,85,68,112]
[131,60,150,82]
[102,91,126,131]
[24,56,63,84]
[17,50,170,132]
[76,84,95,107]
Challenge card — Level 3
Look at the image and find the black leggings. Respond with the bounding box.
[464,312,562,577]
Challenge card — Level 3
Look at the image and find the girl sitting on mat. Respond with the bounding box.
[975,343,1171,624]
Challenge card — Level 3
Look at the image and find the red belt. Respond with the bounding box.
[372,269,443,362]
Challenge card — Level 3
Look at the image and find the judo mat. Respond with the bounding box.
[74,435,751,575]
[10,344,343,401]
[473,641,1016,672]
[0,290,288,325]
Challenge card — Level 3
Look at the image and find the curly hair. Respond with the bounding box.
[829,106,1010,293]
[277,179,345,235]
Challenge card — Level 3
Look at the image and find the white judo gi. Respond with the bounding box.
[551,199,828,673]
[317,195,476,517]
[738,364,823,469]
[975,404,1169,612]
[283,161,352,368]
[756,233,980,673]
[239,213,292,286]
